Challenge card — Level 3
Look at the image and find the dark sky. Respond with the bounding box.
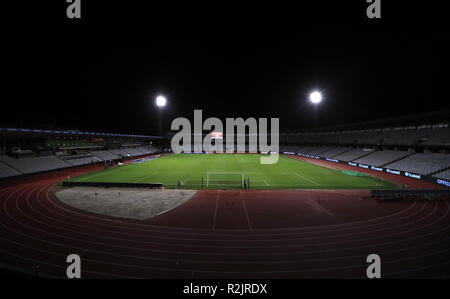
[3,1,450,135]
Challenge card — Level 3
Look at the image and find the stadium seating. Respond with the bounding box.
[382,129,426,146]
[0,161,22,178]
[134,147,148,154]
[355,131,386,145]
[149,145,160,152]
[296,146,320,154]
[280,145,301,153]
[419,128,450,147]
[337,133,358,145]
[285,134,306,144]
[385,153,450,175]
[0,140,161,178]
[307,146,335,155]
[135,146,158,155]
[280,126,450,148]
[323,133,340,144]
[434,169,450,181]
[108,149,131,158]
[318,147,351,157]
[90,150,119,161]
[352,150,412,167]
[62,154,102,166]
[0,155,71,174]
[122,147,145,157]
[333,148,375,162]
[305,134,325,144]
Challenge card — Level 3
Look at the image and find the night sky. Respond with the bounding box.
[3,1,449,135]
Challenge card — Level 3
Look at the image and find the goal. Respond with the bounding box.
[206,172,244,189]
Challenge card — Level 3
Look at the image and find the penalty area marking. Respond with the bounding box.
[252,179,269,186]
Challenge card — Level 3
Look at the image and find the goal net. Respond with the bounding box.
[206,172,244,189]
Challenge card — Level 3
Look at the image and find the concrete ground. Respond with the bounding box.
[56,187,197,220]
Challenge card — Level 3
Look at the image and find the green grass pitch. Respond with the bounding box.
[67,154,399,190]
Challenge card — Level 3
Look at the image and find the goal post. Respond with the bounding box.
[206,172,244,189]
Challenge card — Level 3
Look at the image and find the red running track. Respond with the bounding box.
[0,159,450,278]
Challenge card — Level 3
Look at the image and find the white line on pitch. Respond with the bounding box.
[292,172,320,186]
[253,179,269,186]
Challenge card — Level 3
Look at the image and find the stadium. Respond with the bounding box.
[2,3,450,282]
[1,109,450,279]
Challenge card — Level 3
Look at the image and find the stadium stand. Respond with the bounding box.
[61,154,102,166]
[333,148,375,162]
[280,145,301,153]
[419,128,450,147]
[0,127,165,179]
[318,147,351,157]
[306,134,325,144]
[110,146,159,157]
[323,133,340,144]
[10,149,35,158]
[296,146,320,154]
[280,125,450,148]
[285,134,306,144]
[0,161,22,178]
[385,153,450,175]
[135,146,157,155]
[434,169,450,181]
[382,128,426,146]
[108,149,131,158]
[352,150,412,167]
[337,133,358,145]
[149,145,160,152]
[122,147,145,157]
[135,147,148,154]
[307,146,335,155]
[355,131,386,145]
[0,155,71,174]
[90,150,119,161]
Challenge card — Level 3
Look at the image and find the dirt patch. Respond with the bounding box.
[55,187,196,220]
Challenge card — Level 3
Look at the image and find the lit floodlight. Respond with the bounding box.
[156,95,167,107]
[309,91,322,104]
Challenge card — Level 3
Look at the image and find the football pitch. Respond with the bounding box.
[67,154,399,189]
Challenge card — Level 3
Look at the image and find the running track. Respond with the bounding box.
[1,157,449,279]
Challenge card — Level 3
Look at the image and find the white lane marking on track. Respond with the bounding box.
[212,190,220,230]
[307,198,336,219]
[240,190,252,230]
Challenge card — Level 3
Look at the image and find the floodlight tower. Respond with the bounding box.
[309,91,322,128]
[155,95,167,136]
